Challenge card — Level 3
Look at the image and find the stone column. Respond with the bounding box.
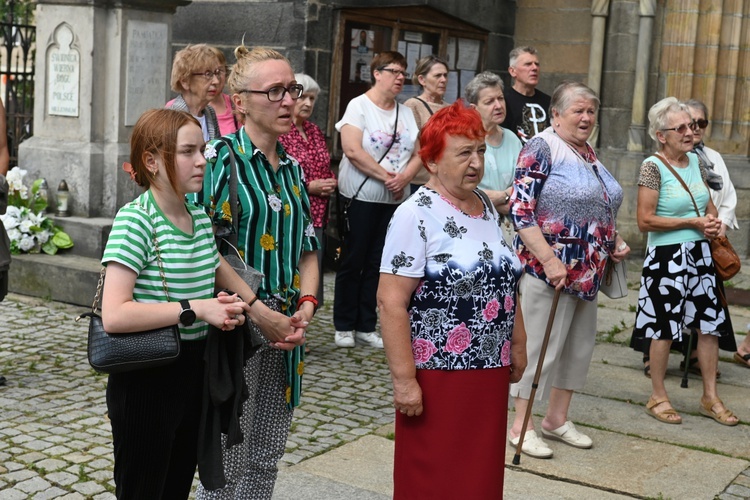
[626,0,656,152]
[18,0,190,217]
[587,0,610,146]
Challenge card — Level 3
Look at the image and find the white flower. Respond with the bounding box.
[4,205,20,220]
[37,230,50,244]
[18,235,35,252]
[5,228,20,242]
[19,219,34,234]
[6,167,26,191]
[267,194,282,212]
[0,213,18,229]
[304,223,315,237]
[204,143,217,160]
[28,212,46,226]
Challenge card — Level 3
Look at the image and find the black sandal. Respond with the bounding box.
[643,355,651,379]
[680,356,721,379]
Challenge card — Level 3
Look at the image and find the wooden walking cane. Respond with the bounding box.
[512,287,562,465]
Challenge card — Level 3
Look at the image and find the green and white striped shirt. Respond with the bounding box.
[190,128,318,408]
[102,190,220,341]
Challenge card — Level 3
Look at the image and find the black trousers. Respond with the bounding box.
[334,199,397,332]
[107,339,206,499]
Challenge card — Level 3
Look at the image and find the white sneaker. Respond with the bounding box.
[334,330,355,348]
[355,331,384,348]
[541,421,593,449]
[508,430,553,458]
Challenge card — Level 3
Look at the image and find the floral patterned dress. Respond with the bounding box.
[380,186,522,370]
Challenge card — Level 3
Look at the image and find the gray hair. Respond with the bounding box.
[683,98,709,120]
[509,46,538,68]
[550,81,600,117]
[294,73,320,96]
[463,71,504,105]
[647,97,691,144]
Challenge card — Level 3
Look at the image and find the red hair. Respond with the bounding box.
[419,100,485,166]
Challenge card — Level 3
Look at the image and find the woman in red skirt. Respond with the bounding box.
[378,101,528,499]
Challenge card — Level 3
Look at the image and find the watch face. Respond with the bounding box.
[180,306,196,326]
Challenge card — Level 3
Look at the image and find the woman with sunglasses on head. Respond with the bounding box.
[631,97,738,427]
[191,45,317,499]
[333,51,421,349]
[167,44,222,141]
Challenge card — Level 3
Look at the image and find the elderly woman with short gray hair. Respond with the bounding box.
[279,73,337,332]
[508,81,628,459]
[631,97,738,427]
[465,71,523,214]
[167,44,222,141]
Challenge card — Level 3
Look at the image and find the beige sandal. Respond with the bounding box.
[699,397,739,426]
[645,397,682,424]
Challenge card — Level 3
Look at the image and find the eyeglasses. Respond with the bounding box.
[661,123,693,135]
[192,68,226,80]
[378,67,408,78]
[238,84,304,102]
[692,118,709,129]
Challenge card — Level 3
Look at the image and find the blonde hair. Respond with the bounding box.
[170,44,221,93]
[228,45,290,121]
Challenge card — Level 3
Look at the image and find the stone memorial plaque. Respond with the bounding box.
[47,24,80,117]
[125,21,169,126]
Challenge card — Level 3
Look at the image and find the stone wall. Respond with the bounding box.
[171,0,517,130]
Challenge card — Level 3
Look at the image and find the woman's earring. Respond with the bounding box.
[151,170,157,179]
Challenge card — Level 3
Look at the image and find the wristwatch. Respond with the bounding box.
[503,193,511,205]
[178,299,196,326]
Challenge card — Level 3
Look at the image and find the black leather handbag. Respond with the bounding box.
[78,219,180,374]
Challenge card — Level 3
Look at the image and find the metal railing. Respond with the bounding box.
[0,0,35,167]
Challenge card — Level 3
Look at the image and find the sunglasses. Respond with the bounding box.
[692,118,709,129]
[661,123,694,135]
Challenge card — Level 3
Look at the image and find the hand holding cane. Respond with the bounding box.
[512,286,562,465]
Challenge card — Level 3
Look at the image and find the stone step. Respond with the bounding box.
[8,252,101,307]
[52,216,112,259]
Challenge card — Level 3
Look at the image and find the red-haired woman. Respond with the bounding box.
[377,100,527,499]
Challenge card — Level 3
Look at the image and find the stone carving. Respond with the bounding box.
[47,23,80,117]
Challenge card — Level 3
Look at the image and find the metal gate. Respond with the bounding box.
[0,0,35,167]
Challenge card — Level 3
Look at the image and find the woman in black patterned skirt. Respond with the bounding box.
[632,97,738,426]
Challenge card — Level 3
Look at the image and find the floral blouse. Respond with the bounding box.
[380,186,523,370]
[509,127,623,301]
[279,121,335,228]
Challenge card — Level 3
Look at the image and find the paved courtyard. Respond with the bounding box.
[0,271,393,499]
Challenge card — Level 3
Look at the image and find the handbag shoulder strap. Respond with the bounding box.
[414,97,435,116]
[92,201,170,313]
[653,153,702,218]
[352,103,400,200]
[218,135,242,247]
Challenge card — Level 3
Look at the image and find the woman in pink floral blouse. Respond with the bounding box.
[279,74,337,315]
[377,101,527,499]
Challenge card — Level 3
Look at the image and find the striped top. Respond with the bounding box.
[102,190,220,341]
[190,127,318,408]
[191,127,318,311]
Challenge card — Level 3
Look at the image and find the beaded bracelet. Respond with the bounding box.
[297,294,319,313]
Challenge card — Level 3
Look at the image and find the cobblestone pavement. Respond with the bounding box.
[3,269,750,499]
[0,271,393,499]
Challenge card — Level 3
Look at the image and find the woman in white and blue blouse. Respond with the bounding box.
[377,101,527,499]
